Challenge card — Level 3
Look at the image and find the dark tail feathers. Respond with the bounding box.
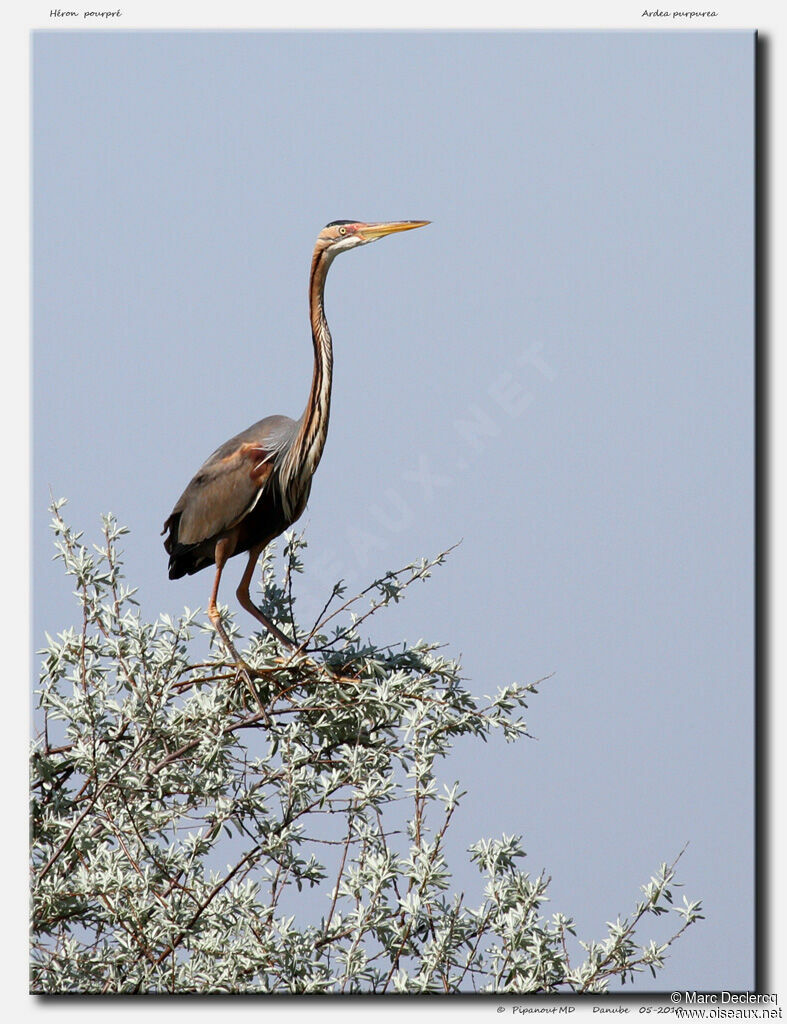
[162,512,214,579]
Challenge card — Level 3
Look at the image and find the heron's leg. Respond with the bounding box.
[235,549,361,687]
[207,540,272,721]
[236,545,299,651]
[207,539,246,664]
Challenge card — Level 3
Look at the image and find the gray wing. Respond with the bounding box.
[164,415,299,547]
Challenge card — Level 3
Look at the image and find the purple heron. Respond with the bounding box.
[163,219,429,656]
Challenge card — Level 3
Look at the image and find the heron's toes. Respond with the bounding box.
[235,658,275,681]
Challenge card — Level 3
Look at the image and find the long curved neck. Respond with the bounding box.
[285,245,335,485]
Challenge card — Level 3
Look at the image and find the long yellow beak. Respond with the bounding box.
[357,220,430,241]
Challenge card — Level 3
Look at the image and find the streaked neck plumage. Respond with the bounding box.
[280,244,335,513]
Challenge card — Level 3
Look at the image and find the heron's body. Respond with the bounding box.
[164,414,301,579]
[162,219,428,652]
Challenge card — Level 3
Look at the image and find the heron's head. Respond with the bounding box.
[316,220,430,258]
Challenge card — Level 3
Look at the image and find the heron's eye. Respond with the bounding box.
[339,227,347,236]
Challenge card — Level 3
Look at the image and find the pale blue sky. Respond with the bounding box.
[33,31,754,991]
